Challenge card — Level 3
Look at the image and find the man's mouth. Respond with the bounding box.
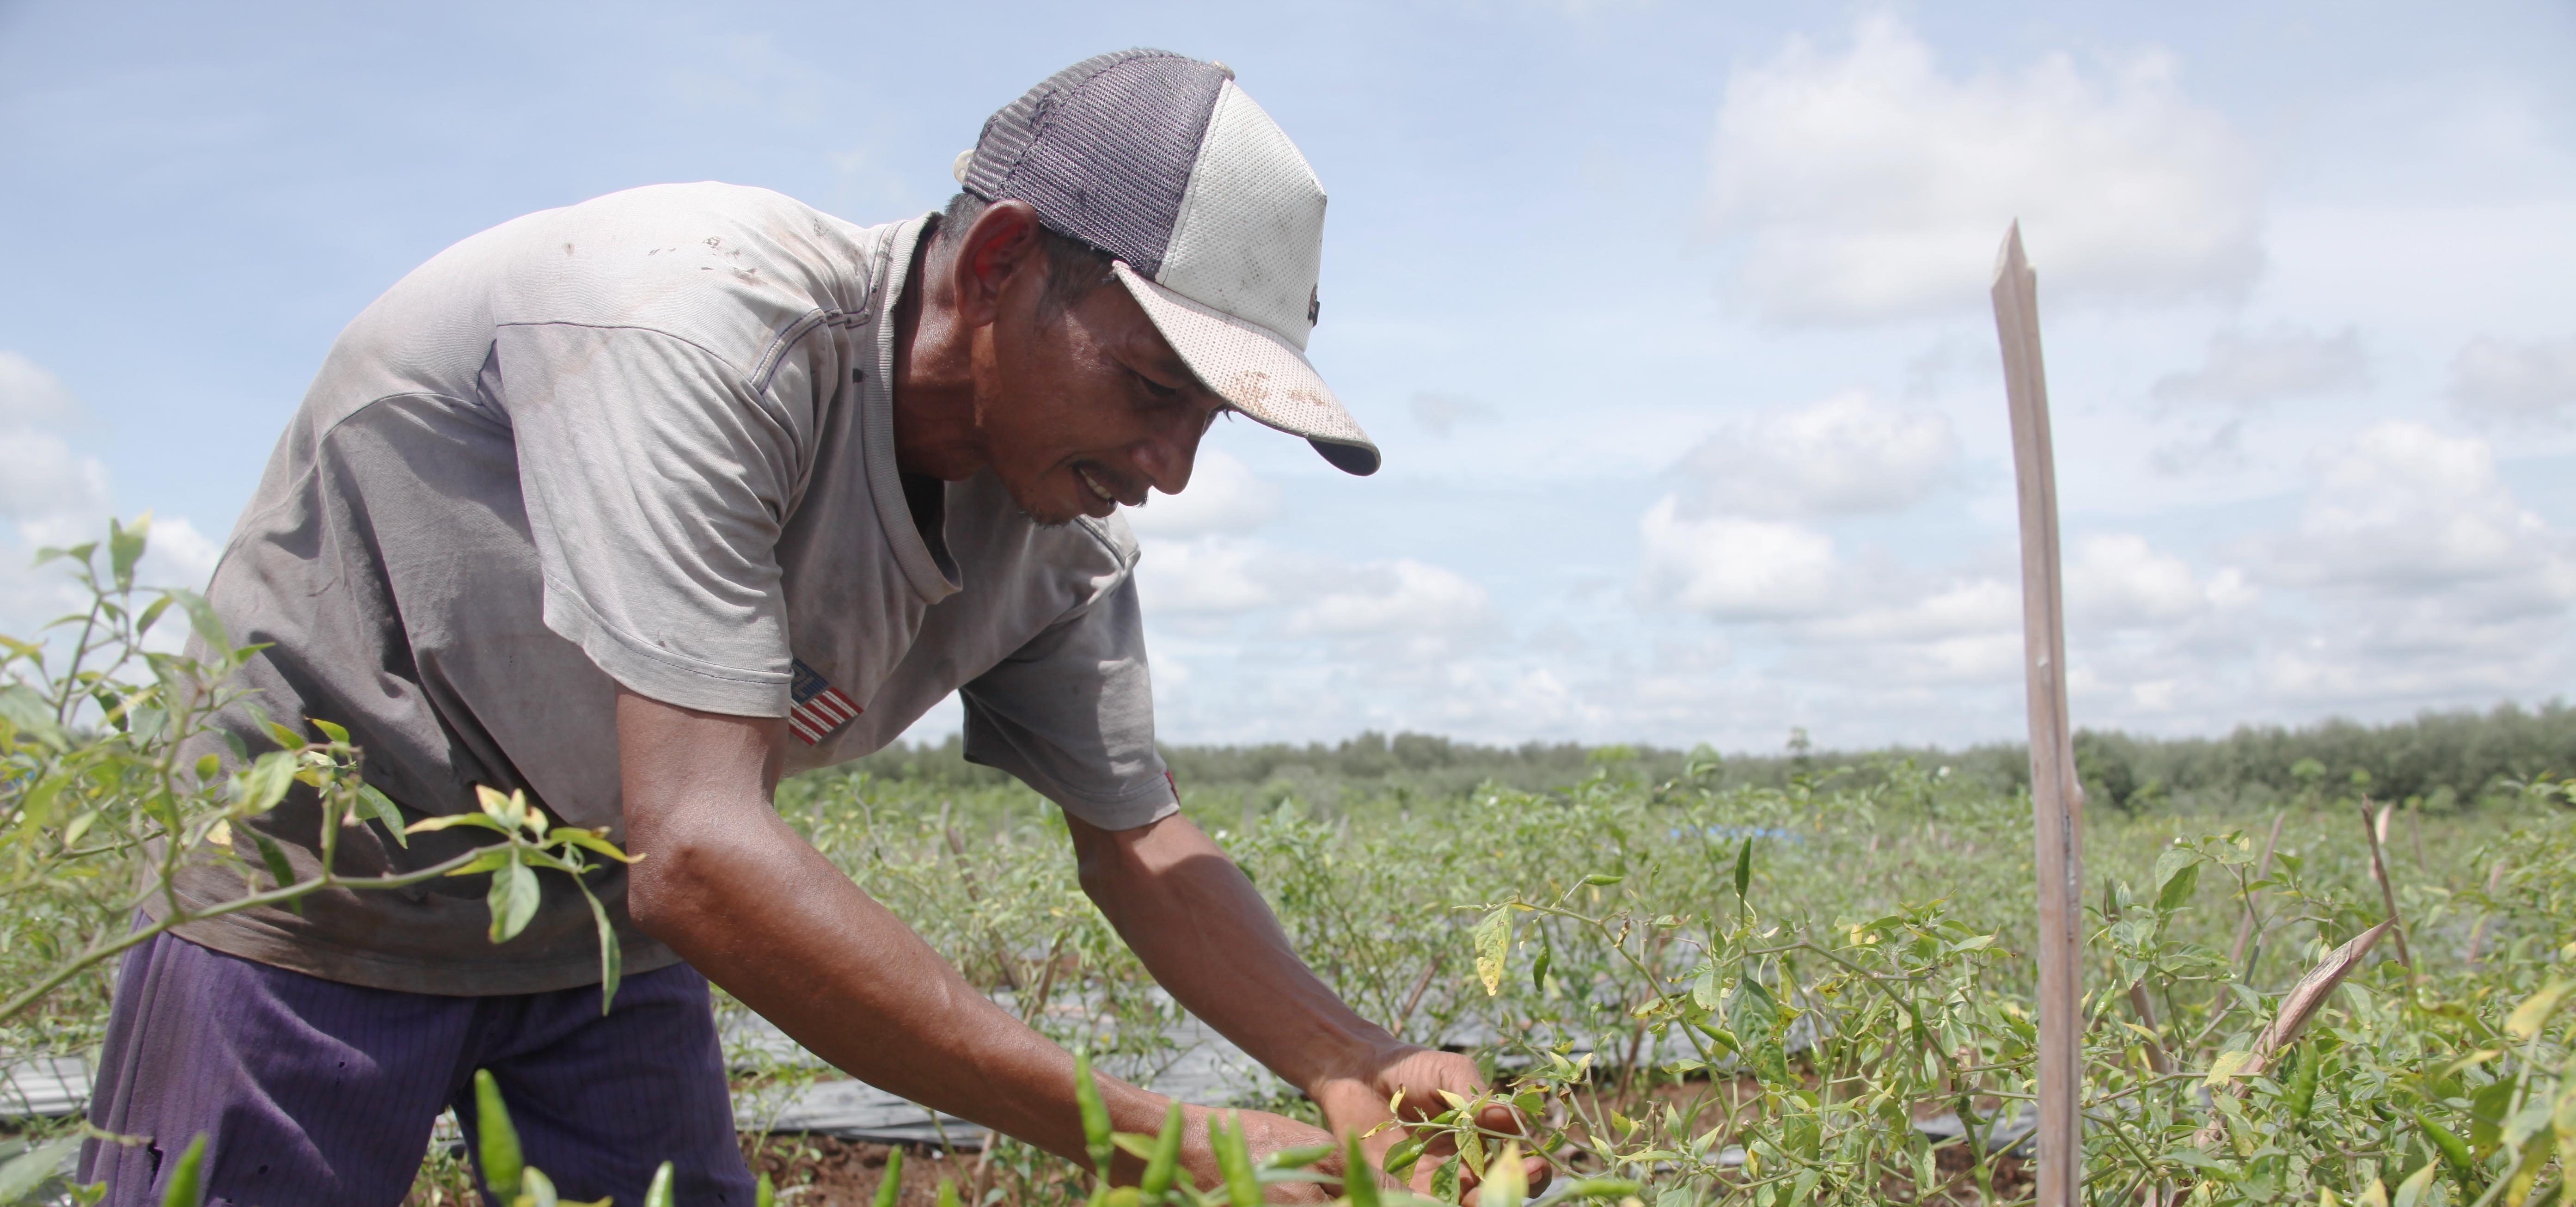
[1076,464,1124,507]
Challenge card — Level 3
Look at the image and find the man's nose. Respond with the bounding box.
[1128,408,1207,496]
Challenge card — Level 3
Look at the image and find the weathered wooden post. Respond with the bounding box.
[1991,221,2084,1207]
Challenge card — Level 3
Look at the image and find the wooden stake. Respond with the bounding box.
[1992,222,2084,1207]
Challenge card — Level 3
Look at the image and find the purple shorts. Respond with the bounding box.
[79,928,755,1207]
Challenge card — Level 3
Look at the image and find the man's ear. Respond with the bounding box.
[952,199,1046,329]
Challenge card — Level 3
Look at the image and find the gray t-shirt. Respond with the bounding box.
[159,183,1176,995]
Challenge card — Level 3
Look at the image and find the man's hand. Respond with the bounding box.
[1068,813,1550,1201]
[1312,1046,1552,1199]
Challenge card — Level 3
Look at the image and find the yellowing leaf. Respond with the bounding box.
[1477,1141,1525,1207]
[2204,1050,2251,1089]
[1475,906,1511,997]
[2506,979,2573,1041]
[2389,1161,2436,1207]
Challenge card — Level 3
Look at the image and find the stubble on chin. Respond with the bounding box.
[998,477,1083,529]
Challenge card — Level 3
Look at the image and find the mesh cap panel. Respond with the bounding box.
[960,49,1228,277]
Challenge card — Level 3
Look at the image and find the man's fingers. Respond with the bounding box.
[1393,1084,1454,1122]
[1476,1103,1527,1135]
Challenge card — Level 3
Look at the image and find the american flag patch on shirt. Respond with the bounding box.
[787,658,861,746]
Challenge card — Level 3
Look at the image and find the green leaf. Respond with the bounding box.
[1692,962,1722,1011]
[0,1137,79,1205]
[157,1133,207,1207]
[135,592,173,639]
[2154,858,2201,913]
[440,849,518,879]
[1340,1133,1381,1207]
[245,828,302,913]
[581,883,624,1015]
[235,751,301,815]
[488,857,540,944]
[522,1167,560,1207]
[1139,1101,1185,1199]
[475,1071,524,1196]
[2152,847,2195,895]
[109,513,148,593]
[871,1146,902,1207]
[0,682,55,738]
[171,589,233,657]
[356,784,409,848]
[1427,1156,1459,1203]
[265,720,309,751]
[1474,906,1512,998]
[311,717,350,745]
[2470,1077,2518,1155]
[934,1179,961,1207]
[644,1161,675,1207]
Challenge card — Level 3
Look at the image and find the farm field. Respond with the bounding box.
[618,759,2570,1207]
[5,545,2573,1207]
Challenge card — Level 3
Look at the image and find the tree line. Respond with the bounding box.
[830,699,2576,815]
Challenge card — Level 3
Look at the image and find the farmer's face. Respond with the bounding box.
[973,260,1227,527]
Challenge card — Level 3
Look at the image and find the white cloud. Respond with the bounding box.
[1707,12,2262,323]
[1124,449,1279,538]
[1286,560,1492,639]
[1809,577,2016,644]
[1135,535,1275,616]
[1674,391,1958,516]
[2066,533,2224,628]
[2447,333,2576,427]
[2148,420,2249,478]
[2263,421,2576,600]
[0,430,111,528]
[0,351,221,644]
[1410,391,1495,437]
[0,351,81,427]
[2152,325,2369,408]
[1637,497,1840,620]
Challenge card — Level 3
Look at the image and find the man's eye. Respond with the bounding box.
[1132,370,1182,402]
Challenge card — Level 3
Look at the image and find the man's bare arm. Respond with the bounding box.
[1068,813,1544,1192]
[613,688,1333,1191]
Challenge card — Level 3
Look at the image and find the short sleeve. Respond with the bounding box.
[960,576,1177,829]
[496,322,802,717]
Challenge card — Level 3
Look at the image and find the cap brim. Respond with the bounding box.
[1111,263,1379,476]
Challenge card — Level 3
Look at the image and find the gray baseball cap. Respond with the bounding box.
[955,49,1379,477]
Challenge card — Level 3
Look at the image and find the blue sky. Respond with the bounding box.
[5,1,2574,752]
